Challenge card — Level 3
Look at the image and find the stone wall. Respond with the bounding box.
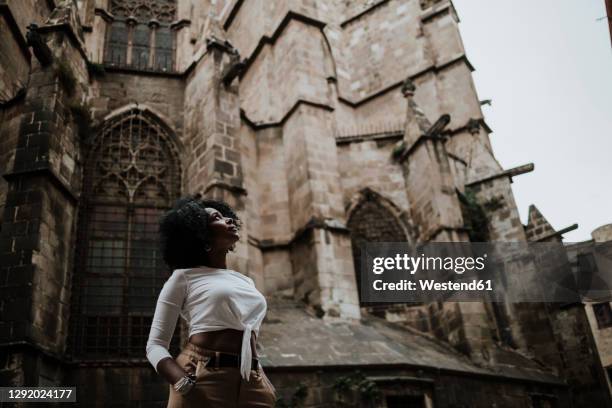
[339,0,430,100]
[239,20,332,124]
[585,302,612,376]
[1,0,609,406]
[337,138,409,217]
[265,367,570,408]
[1,0,53,40]
[61,362,571,408]
[588,225,612,380]
[87,73,185,136]
[0,101,24,225]
[0,13,89,391]
[66,365,170,408]
[0,11,30,105]
[565,232,612,403]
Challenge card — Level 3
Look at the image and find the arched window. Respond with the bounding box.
[68,108,181,359]
[347,192,408,305]
[103,0,176,72]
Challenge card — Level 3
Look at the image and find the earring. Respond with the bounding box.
[205,244,212,252]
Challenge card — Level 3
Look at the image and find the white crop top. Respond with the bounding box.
[145,266,267,381]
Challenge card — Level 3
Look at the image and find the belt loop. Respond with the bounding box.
[215,351,220,369]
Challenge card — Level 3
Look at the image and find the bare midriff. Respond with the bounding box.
[188,329,258,359]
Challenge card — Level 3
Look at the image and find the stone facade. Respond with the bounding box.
[0,0,610,407]
[566,223,612,397]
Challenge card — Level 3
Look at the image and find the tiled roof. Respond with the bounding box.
[257,298,564,385]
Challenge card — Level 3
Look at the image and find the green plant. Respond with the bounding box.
[292,383,308,402]
[391,141,406,160]
[458,189,490,242]
[55,60,77,96]
[483,196,504,212]
[274,382,308,408]
[332,371,383,407]
[357,378,382,401]
[332,375,353,393]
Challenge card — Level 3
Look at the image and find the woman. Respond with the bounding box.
[146,195,277,407]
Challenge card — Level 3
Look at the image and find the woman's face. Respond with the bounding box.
[204,207,240,250]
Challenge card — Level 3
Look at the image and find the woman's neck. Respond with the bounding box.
[204,250,227,269]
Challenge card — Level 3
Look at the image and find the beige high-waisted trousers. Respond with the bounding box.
[167,343,277,408]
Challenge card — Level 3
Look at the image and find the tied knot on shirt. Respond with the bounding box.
[241,323,254,381]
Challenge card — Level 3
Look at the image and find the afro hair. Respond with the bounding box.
[159,194,242,270]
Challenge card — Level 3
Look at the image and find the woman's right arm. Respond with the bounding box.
[155,357,189,385]
[146,270,190,385]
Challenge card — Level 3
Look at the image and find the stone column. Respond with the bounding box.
[182,34,249,273]
[396,79,465,243]
[283,103,361,321]
[396,79,494,360]
[0,5,88,386]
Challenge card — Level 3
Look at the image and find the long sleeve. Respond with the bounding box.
[146,269,187,372]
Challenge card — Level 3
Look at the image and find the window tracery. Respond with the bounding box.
[69,108,182,359]
[103,0,176,72]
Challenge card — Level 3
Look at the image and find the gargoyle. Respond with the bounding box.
[222,56,246,87]
[425,114,451,138]
[26,24,53,66]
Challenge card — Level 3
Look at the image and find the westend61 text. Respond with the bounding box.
[373,279,493,291]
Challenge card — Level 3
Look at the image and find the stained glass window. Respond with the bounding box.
[69,108,182,359]
[103,0,176,72]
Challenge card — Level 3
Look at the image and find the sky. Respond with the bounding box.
[452,0,612,242]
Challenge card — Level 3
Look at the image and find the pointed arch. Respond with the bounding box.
[96,103,184,156]
[84,105,182,205]
[346,187,414,242]
[346,187,414,304]
[69,106,183,359]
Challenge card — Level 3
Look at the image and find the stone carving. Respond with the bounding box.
[104,0,176,71]
[401,78,432,137]
[222,56,246,87]
[420,0,445,10]
[46,0,84,40]
[88,108,180,205]
[206,36,239,55]
[466,118,481,135]
[26,24,53,66]
[401,78,416,97]
[425,114,451,138]
[109,0,176,23]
